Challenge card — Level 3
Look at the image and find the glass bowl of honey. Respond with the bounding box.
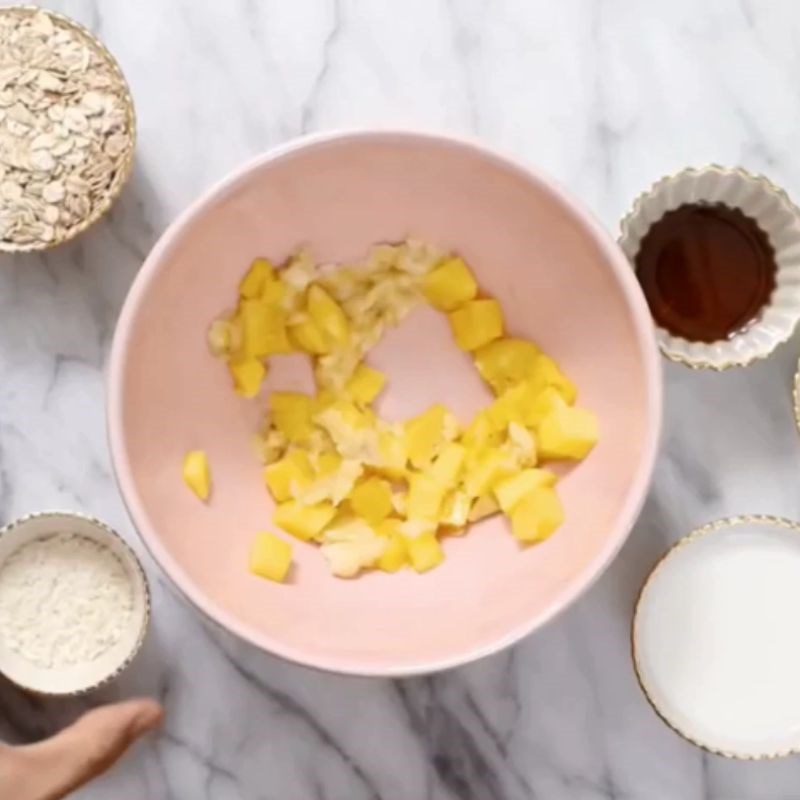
[620,166,800,370]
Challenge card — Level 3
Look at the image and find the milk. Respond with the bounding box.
[635,522,800,756]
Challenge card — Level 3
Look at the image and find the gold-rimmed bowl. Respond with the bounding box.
[620,166,800,370]
[633,515,800,759]
[0,512,150,696]
[0,6,136,253]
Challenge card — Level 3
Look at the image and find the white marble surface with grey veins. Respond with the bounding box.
[2,1,800,798]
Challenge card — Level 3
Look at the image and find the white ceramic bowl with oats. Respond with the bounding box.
[0,7,135,252]
[0,512,149,695]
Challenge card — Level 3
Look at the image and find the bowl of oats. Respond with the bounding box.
[0,7,135,252]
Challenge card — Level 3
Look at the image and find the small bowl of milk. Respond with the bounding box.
[633,515,800,758]
[0,511,149,695]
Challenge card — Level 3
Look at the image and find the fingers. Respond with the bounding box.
[5,698,162,800]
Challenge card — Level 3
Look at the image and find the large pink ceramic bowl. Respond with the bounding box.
[108,131,661,676]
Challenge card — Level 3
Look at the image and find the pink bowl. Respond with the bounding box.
[108,131,661,676]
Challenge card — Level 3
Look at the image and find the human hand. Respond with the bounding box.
[0,698,162,800]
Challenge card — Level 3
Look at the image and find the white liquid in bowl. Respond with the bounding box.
[634,520,800,757]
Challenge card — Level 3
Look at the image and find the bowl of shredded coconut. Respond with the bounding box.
[0,511,149,695]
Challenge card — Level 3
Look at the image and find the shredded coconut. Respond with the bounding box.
[0,533,133,669]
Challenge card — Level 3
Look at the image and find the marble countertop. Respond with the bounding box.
[2,1,800,798]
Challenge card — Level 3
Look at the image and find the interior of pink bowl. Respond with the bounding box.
[109,132,661,675]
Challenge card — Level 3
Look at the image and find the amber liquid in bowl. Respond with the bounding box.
[635,203,776,343]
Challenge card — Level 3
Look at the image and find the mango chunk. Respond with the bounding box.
[376,429,408,479]
[404,404,453,469]
[249,531,292,583]
[376,521,408,572]
[474,338,541,394]
[346,363,386,406]
[504,422,537,468]
[240,299,292,357]
[430,442,466,486]
[274,500,336,541]
[308,284,350,347]
[469,493,500,522]
[406,532,445,573]
[485,381,539,429]
[229,357,266,398]
[261,277,288,306]
[407,473,446,520]
[315,450,342,475]
[182,450,211,501]
[289,316,330,354]
[510,488,564,543]
[538,404,599,461]
[527,386,566,426]
[268,392,315,444]
[463,448,514,498]
[493,468,557,513]
[422,257,478,311]
[440,490,471,529]
[448,299,503,351]
[263,450,315,502]
[528,355,577,404]
[239,257,275,299]
[350,477,393,524]
[377,535,407,572]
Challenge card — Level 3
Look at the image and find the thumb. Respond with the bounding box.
[3,698,162,800]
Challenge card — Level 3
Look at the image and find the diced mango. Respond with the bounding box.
[463,448,514,498]
[273,500,336,541]
[462,410,500,462]
[510,488,564,543]
[474,338,541,394]
[289,317,330,354]
[263,450,315,502]
[538,404,599,461]
[407,473,446,520]
[239,257,275,299]
[349,477,393,524]
[448,299,503,351]
[485,381,538,429]
[505,422,538,467]
[493,468,557,513]
[346,363,386,406]
[229,357,266,398]
[430,442,466,486]
[469,494,500,522]
[422,257,478,311]
[240,299,292,357]
[439,490,471,529]
[376,429,408,479]
[527,386,566,426]
[308,284,350,347]
[399,518,438,539]
[405,404,450,469]
[315,450,342,475]
[249,531,292,582]
[261,277,288,306]
[528,355,577,404]
[269,392,315,443]
[376,521,408,572]
[182,450,211,501]
[406,532,445,573]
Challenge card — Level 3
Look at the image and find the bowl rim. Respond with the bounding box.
[106,128,663,677]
